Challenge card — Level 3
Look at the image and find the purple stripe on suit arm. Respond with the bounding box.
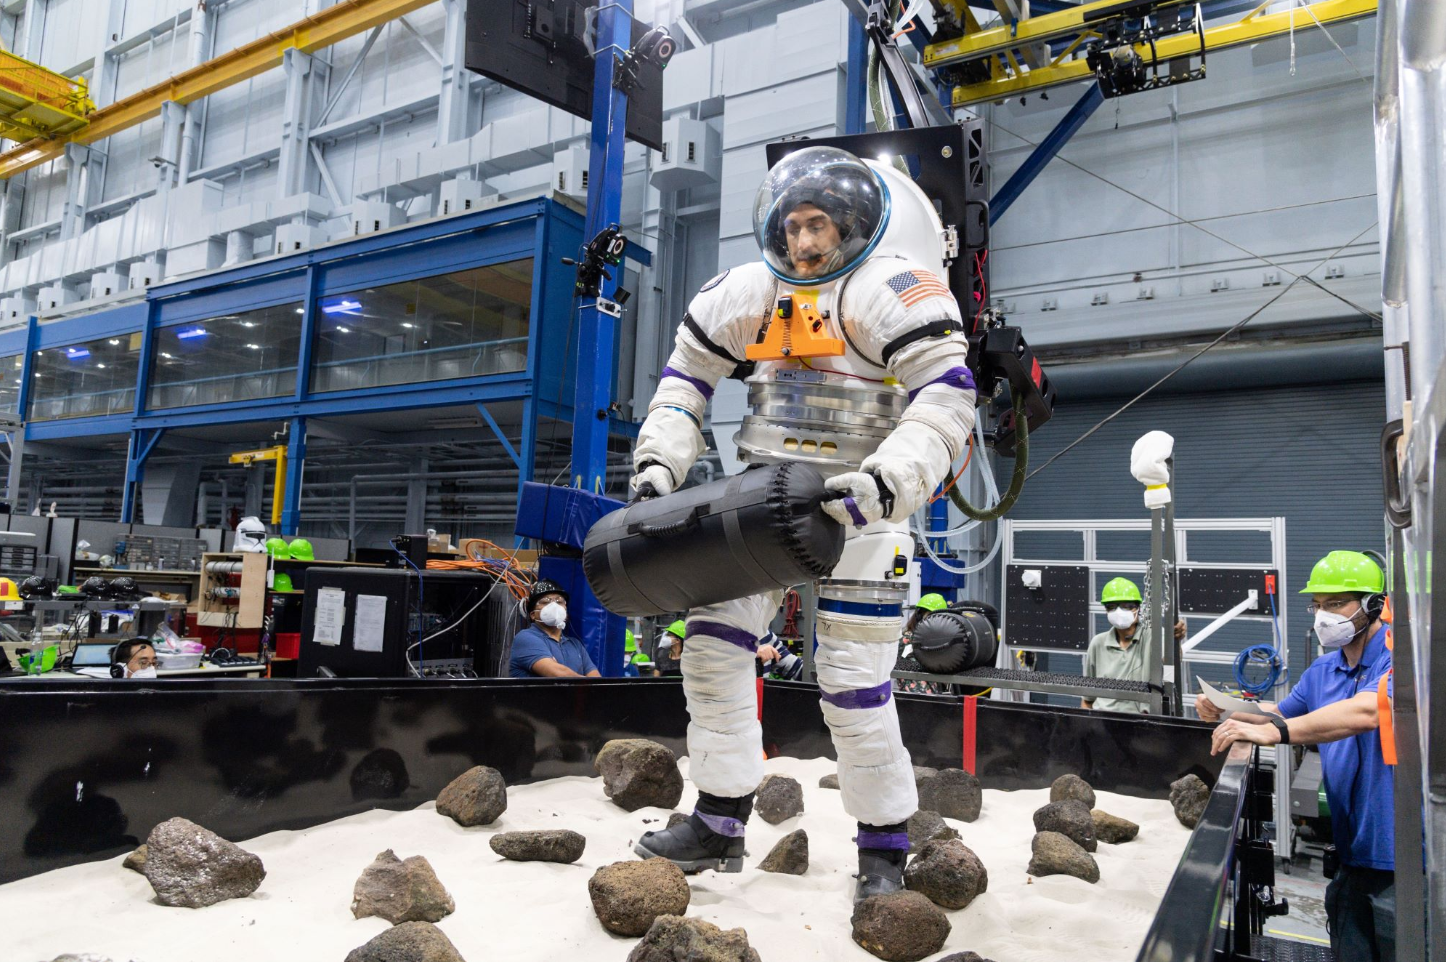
[908,365,977,403]
[661,366,714,400]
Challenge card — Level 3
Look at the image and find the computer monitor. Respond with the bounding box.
[70,642,116,668]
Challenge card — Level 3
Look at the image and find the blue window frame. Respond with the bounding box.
[310,258,534,394]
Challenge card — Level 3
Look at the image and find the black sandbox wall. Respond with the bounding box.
[0,677,1220,885]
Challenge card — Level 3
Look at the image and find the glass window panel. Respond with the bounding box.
[148,302,303,408]
[311,259,532,393]
[29,334,142,420]
[0,354,22,415]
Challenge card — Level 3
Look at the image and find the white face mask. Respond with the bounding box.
[129,666,158,679]
[539,601,567,629]
[1314,608,1361,649]
[1107,608,1137,631]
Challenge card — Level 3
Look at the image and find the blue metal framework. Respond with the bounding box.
[3,196,646,539]
[989,81,1104,224]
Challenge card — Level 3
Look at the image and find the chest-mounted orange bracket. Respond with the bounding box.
[746,293,845,362]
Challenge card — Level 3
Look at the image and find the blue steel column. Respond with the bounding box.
[565,1,633,675]
[845,17,869,134]
[294,266,319,400]
[570,0,631,495]
[989,82,1104,225]
[280,416,306,535]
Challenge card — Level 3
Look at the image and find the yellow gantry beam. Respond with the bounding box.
[946,0,1377,109]
[925,0,1195,68]
[229,445,288,528]
[0,0,437,180]
[0,49,94,143]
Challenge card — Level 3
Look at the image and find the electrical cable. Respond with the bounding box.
[1022,220,1378,483]
[951,388,1028,520]
[405,575,505,677]
[1234,643,1283,697]
[916,411,999,538]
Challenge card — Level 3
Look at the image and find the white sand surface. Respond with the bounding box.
[0,756,1190,962]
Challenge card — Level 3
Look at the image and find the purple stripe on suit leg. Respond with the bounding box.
[686,619,759,652]
[819,681,893,710]
[854,832,911,851]
[694,810,746,837]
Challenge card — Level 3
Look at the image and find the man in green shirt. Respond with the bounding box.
[1082,577,1185,713]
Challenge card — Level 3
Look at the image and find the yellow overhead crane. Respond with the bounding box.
[924,0,1378,109]
[229,445,290,528]
[0,0,436,180]
[0,48,94,143]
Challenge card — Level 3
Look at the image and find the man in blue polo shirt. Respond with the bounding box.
[1201,550,1394,962]
[509,580,601,678]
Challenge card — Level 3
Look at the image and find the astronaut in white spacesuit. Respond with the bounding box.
[630,146,977,901]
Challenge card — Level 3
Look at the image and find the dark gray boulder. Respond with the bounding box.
[903,838,988,910]
[350,849,455,924]
[489,829,586,863]
[627,915,762,962]
[819,773,840,790]
[1170,774,1211,828]
[1032,799,1098,852]
[1026,831,1099,883]
[755,774,804,824]
[905,810,960,853]
[758,829,809,875]
[916,768,982,822]
[344,921,466,962]
[850,891,951,962]
[1092,809,1140,844]
[435,766,507,827]
[1049,774,1096,809]
[595,740,685,812]
[589,858,691,936]
[141,817,265,908]
[122,844,147,874]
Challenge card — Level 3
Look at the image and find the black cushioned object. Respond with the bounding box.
[910,609,999,674]
[583,462,845,617]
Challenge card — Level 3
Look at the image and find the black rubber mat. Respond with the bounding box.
[1249,934,1335,962]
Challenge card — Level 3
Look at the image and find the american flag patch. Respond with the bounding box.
[886,270,953,308]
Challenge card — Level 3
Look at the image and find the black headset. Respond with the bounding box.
[1359,549,1388,624]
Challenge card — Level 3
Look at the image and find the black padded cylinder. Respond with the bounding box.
[911,609,999,674]
[583,462,845,617]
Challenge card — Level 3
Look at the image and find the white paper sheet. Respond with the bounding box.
[1197,676,1273,718]
[353,594,387,653]
[313,587,346,646]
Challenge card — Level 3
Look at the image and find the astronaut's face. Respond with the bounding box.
[783,204,842,278]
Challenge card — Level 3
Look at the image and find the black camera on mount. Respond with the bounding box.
[614,26,674,94]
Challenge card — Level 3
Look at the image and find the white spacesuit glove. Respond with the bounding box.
[630,463,676,499]
[821,472,892,528]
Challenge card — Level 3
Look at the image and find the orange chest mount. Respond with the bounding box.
[745,292,846,362]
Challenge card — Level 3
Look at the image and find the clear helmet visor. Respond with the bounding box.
[753,146,889,285]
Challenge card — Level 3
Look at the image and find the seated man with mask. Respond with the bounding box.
[110,638,158,679]
[1082,577,1186,713]
[509,580,601,678]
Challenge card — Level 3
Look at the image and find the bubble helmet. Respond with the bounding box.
[752,145,890,285]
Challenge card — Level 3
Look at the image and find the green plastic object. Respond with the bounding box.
[666,620,686,639]
[625,628,637,653]
[1300,550,1385,595]
[20,644,58,674]
[1100,577,1143,604]
[915,593,948,612]
[288,538,315,561]
[273,572,294,592]
[56,585,80,595]
[264,537,291,559]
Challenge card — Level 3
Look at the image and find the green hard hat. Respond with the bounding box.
[288,538,315,561]
[265,537,290,559]
[916,593,948,612]
[666,620,686,639]
[273,572,294,592]
[625,629,637,653]
[1101,577,1143,604]
[1300,550,1384,595]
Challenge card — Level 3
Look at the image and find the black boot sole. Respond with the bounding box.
[633,836,746,873]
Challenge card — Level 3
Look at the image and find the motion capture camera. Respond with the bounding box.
[633,26,676,69]
[563,224,629,298]
[613,26,674,94]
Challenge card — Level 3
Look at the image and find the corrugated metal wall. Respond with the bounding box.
[1003,379,1387,685]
